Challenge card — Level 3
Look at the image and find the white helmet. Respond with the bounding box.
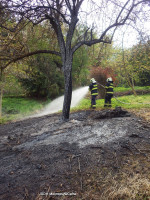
[90,78,96,83]
[107,77,112,82]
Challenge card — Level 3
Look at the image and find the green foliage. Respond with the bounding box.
[108,41,150,88]
[3,65,26,96]
[87,42,114,68]
[71,25,91,87]
[16,22,64,99]
[137,70,150,86]
[18,55,64,99]
[24,21,58,52]
[72,46,89,86]
[129,40,150,86]
[18,71,49,98]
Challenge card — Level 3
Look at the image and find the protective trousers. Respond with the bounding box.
[104,94,113,107]
[91,95,97,108]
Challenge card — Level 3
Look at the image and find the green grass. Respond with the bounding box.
[112,94,150,109]
[1,86,150,124]
[72,94,150,111]
[1,97,50,124]
[72,86,150,111]
[114,86,150,93]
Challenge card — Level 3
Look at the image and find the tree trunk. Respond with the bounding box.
[0,87,3,118]
[0,69,4,118]
[121,50,137,96]
[61,50,73,122]
[62,67,72,120]
[127,78,137,96]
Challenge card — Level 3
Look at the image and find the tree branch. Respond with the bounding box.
[72,0,148,53]
[116,0,130,23]
[2,50,61,70]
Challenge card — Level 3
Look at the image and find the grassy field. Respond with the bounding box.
[72,94,150,111]
[71,86,150,123]
[114,86,150,93]
[1,97,50,124]
[1,86,150,124]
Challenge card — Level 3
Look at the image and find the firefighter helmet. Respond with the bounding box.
[90,78,96,83]
[107,77,112,82]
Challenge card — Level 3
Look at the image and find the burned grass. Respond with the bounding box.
[0,109,150,200]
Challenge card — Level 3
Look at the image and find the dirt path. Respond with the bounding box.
[0,109,150,200]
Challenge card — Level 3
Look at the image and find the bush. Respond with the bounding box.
[18,55,64,99]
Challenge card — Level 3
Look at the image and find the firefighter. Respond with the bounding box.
[89,78,98,109]
[104,77,113,107]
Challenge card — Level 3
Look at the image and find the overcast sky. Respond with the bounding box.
[80,0,150,49]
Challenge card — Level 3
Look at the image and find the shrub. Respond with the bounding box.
[18,55,64,99]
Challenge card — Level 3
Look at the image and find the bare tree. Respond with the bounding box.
[1,0,150,120]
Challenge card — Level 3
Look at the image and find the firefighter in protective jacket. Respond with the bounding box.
[104,77,114,107]
[89,78,98,109]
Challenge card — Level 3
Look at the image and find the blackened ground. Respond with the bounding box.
[0,108,150,200]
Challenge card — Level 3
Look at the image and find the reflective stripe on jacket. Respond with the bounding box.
[89,82,98,96]
[105,81,113,94]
